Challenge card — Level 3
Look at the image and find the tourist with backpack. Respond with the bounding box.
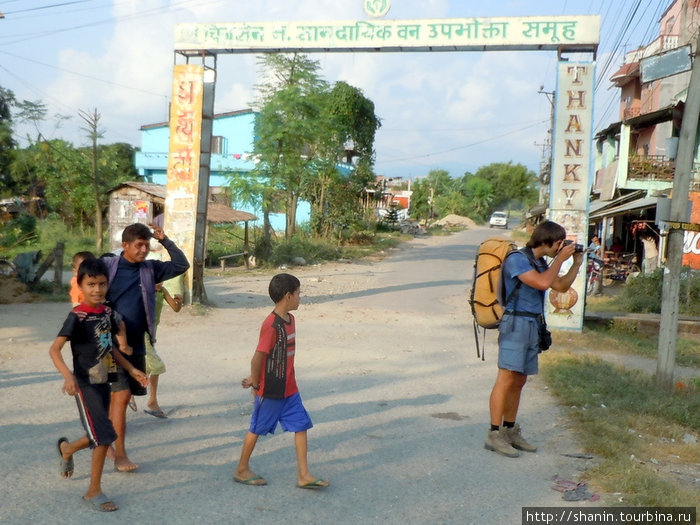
[485,220,583,458]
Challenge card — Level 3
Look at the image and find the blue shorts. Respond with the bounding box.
[249,392,313,436]
[75,383,117,448]
[497,314,540,375]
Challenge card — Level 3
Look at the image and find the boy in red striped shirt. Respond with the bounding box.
[234,273,329,489]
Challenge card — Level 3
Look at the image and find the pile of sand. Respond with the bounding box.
[433,214,479,229]
[0,275,40,304]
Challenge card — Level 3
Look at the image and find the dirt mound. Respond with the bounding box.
[434,214,479,229]
[0,275,41,304]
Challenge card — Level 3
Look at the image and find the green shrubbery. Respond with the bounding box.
[204,221,404,269]
[1,214,98,265]
[620,267,700,315]
[0,213,37,248]
[3,217,408,271]
[271,235,341,266]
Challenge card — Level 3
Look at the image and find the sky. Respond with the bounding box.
[0,0,672,181]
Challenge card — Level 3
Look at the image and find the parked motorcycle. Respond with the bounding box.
[586,257,604,295]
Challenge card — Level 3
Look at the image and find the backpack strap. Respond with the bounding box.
[502,247,547,321]
[501,247,542,312]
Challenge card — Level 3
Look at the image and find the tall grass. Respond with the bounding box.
[541,352,700,507]
[620,267,700,315]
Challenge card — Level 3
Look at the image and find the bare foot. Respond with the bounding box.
[58,439,74,479]
[114,456,139,472]
[106,446,116,461]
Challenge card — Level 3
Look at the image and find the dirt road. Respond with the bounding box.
[0,228,591,524]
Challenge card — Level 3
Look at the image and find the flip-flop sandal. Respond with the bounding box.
[234,475,267,486]
[82,493,118,512]
[144,408,168,419]
[298,478,329,489]
[128,397,137,411]
[57,437,74,479]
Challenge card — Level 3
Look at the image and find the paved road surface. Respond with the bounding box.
[1,229,593,524]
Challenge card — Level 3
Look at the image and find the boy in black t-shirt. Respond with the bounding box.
[49,258,148,512]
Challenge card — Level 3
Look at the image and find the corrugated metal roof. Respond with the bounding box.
[590,195,657,219]
[109,182,257,223]
[610,61,639,85]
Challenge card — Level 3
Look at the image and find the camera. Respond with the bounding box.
[564,239,585,253]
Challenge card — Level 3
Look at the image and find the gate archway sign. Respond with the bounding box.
[167,14,599,331]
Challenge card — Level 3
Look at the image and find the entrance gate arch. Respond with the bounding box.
[166,14,599,331]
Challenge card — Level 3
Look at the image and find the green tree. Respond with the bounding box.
[251,54,380,246]
[467,162,537,211]
[79,108,105,251]
[408,177,431,222]
[304,81,380,237]
[422,169,452,222]
[252,53,328,242]
[25,139,91,225]
[434,188,469,217]
[0,87,18,196]
[462,176,494,221]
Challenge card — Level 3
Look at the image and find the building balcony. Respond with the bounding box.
[625,34,680,62]
[627,155,675,181]
[623,107,641,120]
[134,151,255,174]
[134,151,169,170]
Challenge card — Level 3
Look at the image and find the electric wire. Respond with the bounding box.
[379,119,548,165]
[2,1,93,16]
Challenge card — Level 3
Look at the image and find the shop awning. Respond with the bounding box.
[589,194,657,219]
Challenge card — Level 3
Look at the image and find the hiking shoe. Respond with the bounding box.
[503,423,537,452]
[484,429,519,458]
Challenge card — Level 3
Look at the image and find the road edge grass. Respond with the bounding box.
[540,351,699,508]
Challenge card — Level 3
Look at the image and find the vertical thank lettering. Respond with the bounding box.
[565,114,582,133]
[563,164,582,182]
[567,65,586,83]
[565,139,583,157]
[563,189,578,207]
[567,90,585,109]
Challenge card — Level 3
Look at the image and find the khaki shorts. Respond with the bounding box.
[110,353,147,396]
[145,338,166,376]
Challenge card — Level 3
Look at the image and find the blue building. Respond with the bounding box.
[134,108,310,232]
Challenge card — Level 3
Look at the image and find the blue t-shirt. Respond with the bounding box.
[502,250,548,314]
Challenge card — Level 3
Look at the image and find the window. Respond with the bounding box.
[211,136,226,154]
[665,16,675,35]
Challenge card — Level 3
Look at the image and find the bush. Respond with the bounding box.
[620,267,700,315]
[205,223,248,266]
[0,213,37,248]
[344,230,375,245]
[271,235,340,266]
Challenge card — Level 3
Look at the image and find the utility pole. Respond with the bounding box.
[656,32,700,390]
[538,87,555,205]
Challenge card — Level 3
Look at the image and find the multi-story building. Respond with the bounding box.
[591,0,700,269]
[134,108,315,232]
[133,108,366,233]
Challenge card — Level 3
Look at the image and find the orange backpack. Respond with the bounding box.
[468,237,518,359]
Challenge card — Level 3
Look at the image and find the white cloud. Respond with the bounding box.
[5,0,653,178]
